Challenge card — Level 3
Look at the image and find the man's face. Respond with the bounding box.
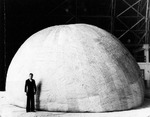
[29,74,33,79]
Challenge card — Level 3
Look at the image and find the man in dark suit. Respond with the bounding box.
[25,73,36,112]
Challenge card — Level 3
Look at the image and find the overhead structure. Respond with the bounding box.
[110,0,150,62]
[109,0,149,62]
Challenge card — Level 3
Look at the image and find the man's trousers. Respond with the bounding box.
[26,94,35,112]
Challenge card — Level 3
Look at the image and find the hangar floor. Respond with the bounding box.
[1,92,150,117]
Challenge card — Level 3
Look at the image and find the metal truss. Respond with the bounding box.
[113,0,150,45]
[110,0,150,62]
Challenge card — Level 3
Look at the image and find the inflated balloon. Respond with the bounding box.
[6,24,144,112]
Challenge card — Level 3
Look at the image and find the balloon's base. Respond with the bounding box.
[1,99,150,117]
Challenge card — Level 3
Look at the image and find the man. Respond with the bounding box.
[25,73,36,112]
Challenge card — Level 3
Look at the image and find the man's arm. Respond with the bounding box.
[33,80,36,94]
[25,80,27,93]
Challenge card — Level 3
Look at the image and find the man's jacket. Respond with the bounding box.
[25,79,36,95]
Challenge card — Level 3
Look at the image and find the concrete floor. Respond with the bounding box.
[1,98,150,117]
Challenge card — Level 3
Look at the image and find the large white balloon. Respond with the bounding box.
[6,24,144,112]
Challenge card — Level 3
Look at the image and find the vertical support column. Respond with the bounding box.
[145,0,150,44]
[144,44,150,88]
[0,0,6,91]
[111,0,116,34]
[144,44,149,63]
[4,0,6,91]
[144,0,150,91]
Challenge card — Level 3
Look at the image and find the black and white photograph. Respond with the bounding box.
[0,0,150,117]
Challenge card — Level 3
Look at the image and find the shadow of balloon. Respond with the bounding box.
[36,80,42,110]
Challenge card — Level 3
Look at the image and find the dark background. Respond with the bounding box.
[0,0,147,91]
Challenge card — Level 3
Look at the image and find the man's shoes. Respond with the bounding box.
[31,110,36,112]
[26,110,35,112]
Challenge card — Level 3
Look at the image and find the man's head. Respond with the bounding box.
[29,73,33,79]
